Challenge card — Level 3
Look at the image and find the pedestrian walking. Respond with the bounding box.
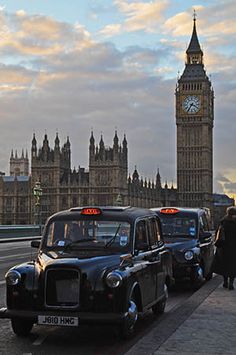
[212,206,236,290]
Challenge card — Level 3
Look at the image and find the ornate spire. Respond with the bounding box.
[99,134,104,149]
[156,168,162,189]
[113,130,119,147]
[55,132,60,145]
[132,166,139,181]
[186,11,203,64]
[31,133,37,156]
[122,134,127,148]
[90,131,95,146]
[43,133,49,148]
[32,133,37,146]
[66,136,70,148]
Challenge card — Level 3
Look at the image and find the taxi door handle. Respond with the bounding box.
[149,255,160,263]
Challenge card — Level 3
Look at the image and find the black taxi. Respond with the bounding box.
[0,206,173,339]
[152,207,214,289]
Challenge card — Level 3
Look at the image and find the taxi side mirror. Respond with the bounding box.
[199,231,212,241]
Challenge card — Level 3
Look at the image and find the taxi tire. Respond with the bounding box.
[152,298,166,315]
[120,295,138,339]
[11,318,34,337]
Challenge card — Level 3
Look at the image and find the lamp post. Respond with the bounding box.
[115,193,123,206]
[33,181,43,234]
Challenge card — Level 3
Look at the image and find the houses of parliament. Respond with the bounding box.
[0,17,233,225]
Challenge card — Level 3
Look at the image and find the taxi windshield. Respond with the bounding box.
[160,217,197,238]
[45,220,131,250]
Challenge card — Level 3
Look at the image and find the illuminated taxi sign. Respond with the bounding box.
[81,208,101,216]
[160,208,179,215]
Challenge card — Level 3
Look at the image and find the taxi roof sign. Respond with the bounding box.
[81,208,102,215]
[160,208,180,215]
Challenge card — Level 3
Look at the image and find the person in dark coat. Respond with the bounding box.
[212,206,236,290]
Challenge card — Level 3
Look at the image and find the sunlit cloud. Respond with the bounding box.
[99,0,168,35]
[99,23,121,37]
[16,9,26,17]
[0,10,93,58]
[0,1,235,198]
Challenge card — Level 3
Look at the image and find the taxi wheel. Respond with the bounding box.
[152,298,166,315]
[120,295,138,339]
[11,318,34,337]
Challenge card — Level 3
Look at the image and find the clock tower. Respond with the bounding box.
[176,14,214,209]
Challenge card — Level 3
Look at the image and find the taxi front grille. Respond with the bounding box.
[45,269,80,308]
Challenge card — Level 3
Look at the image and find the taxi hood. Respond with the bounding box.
[164,237,197,252]
[39,251,122,288]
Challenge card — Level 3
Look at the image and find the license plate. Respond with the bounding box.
[38,315,79,327]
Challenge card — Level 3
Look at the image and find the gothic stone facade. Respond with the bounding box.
[0,132,177,224]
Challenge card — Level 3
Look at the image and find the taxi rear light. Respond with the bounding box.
[81,208,101,215]
[160,208,179,214]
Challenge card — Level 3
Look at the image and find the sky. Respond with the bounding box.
[0,0,235,199]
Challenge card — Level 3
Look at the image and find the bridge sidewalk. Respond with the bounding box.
[126,275,236,355]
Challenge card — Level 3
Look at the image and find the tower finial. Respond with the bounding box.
[193,9,196,22]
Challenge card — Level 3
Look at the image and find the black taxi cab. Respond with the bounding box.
[152,207,214,289]
[0,206,173,339]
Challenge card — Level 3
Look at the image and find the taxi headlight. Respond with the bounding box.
[184,250,194,261]
[5,270,21,286]
[106,272,123,288]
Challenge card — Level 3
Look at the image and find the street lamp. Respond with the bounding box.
[115,193,123,206]
[33,181,43,233]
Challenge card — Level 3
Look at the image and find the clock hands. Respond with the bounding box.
[187,103,194,112]
[183,96,200,113]
[187,102,199,112]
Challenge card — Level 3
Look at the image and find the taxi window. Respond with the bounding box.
[45,220,131,249]
[135,220,149,251]
[160,217,197,238]
[148,218,161,247]
[199,214,209,232]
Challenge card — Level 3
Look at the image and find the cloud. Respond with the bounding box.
[0,10,93,58]
[99,23,122,37]
[0,3,236,199]
[0,10,175,183]
[99,0,168,35]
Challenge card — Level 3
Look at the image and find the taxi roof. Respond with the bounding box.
[151,206,207,217]
[46,206,157,224]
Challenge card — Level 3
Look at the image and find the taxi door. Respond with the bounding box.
[199,214,214,276]
[147,217,166,300]
[134,219,157,306]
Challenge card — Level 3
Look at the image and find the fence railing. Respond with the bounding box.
[0,225,42,243]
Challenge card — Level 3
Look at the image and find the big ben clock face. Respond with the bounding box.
[182,95,201,114]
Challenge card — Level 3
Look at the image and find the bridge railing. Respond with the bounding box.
[0,225,42,243]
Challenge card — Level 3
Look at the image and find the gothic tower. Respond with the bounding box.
[89,132,128,205]
[31,133,71,218]
[10,149,29,176]
[176,14,214,209]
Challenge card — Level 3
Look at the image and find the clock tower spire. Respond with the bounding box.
[175,13,214,210]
